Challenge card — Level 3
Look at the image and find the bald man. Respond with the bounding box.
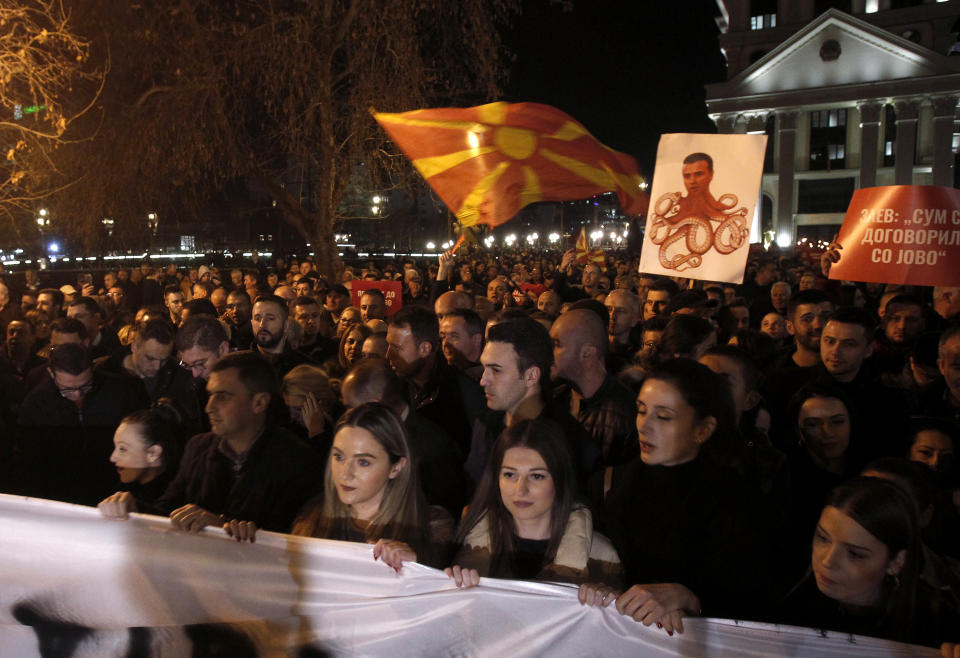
[550,309,638,467]
[603,289,641,373]
[435,290,474,321]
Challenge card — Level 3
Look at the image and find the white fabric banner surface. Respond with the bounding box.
[638,133,767,284]
[0,495,936,657]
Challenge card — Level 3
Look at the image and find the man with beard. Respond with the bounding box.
[250,294,312,378]
[439,308,484,381]
[779,289,833,369]
[223,290,254,350]
[386,305,483,458]
[550,309,636,469]
[358,289,387,323]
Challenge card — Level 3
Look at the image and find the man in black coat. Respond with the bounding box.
[10,343,149,505]
[102,351,322,538]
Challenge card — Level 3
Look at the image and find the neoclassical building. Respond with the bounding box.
[707,1,960,246]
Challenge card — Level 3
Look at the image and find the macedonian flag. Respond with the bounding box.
[372,102,649,227]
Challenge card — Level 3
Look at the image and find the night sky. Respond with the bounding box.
[506,0,728,178]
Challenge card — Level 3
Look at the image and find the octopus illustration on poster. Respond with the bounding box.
[639,134,767,284]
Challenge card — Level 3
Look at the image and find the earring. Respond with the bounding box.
[887,573,900,590]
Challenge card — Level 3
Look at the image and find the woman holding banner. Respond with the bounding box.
[582,359,773,635]
[98,409,181,518]
[292,402,452,569]
[445,418,622,589]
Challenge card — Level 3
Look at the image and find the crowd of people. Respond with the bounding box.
[0,245,958,652]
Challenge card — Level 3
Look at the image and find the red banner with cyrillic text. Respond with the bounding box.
[829,185,960,287]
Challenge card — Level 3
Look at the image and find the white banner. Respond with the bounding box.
[639,133,767,284]
[0,495,935,657]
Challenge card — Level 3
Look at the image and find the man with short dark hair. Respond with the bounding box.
[13,343,148,505]
[439,308,484,380]
[642,280,677,321]
[250,294,312,377]
[104,351,323,539]
[163,285,185,326]
[873,294,926,375]
[224,289,254,350]
[68,297,121,360]
[36,288,64,320]
[292,296,335,361]
[101,318,201,436]
[779,289,834,369]
[465,317,589,488]
[387,305,483,458]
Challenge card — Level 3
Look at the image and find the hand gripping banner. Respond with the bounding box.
[0,496,936,657]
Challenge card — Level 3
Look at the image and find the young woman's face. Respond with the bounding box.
[909,429,954,473]
[499,447,555,538]
[344,328,364,364]
[812,506,904,607]
[798,396,851,464]
[635,379,711,467]
[330,426,404,521]
[110,422,160,484]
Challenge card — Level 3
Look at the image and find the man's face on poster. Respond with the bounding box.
[682,159,713,195]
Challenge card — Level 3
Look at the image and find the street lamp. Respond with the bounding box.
[147,212,158,234]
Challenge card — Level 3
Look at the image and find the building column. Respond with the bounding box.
[932,95,957,187]
[894,100,919,185]
[777,112,797,241]
[858,101,883,188]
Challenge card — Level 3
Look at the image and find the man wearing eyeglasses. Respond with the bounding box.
[12,343,149,505]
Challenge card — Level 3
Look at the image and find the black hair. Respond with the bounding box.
[443,308,485,336]
[136,318,175,346]
[176,315,228,353]
[120,409,181,476]
[787,289,832,321]
[209,350,280,404]
[487,317,553,398]
[48,343,92,375]
[50,317,88,340]
[682,152,713,170]
[390,305,440,350]
[183,298,217,317]
[658,314,715,360]
[569,299,609,327]
[253,294,289,320]
[827,306,877,339]
[68,296,103,318]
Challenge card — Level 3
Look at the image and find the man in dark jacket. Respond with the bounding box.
[103,351,322,538]
[10,343,149,505]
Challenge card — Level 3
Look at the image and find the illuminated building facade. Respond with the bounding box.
[707,1,960,246]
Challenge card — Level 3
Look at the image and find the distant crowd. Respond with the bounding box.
[0,245,958,652]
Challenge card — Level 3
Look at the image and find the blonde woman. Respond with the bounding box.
[292,403,453,569]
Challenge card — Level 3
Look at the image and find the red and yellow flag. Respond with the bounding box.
[372,102,648,227]
[574,227,607,270]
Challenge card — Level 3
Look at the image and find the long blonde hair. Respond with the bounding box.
[292,403,433,559]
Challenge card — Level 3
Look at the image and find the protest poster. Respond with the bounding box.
[349,279,403,316]
[829,185,960,287]
[638,133,767,284]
